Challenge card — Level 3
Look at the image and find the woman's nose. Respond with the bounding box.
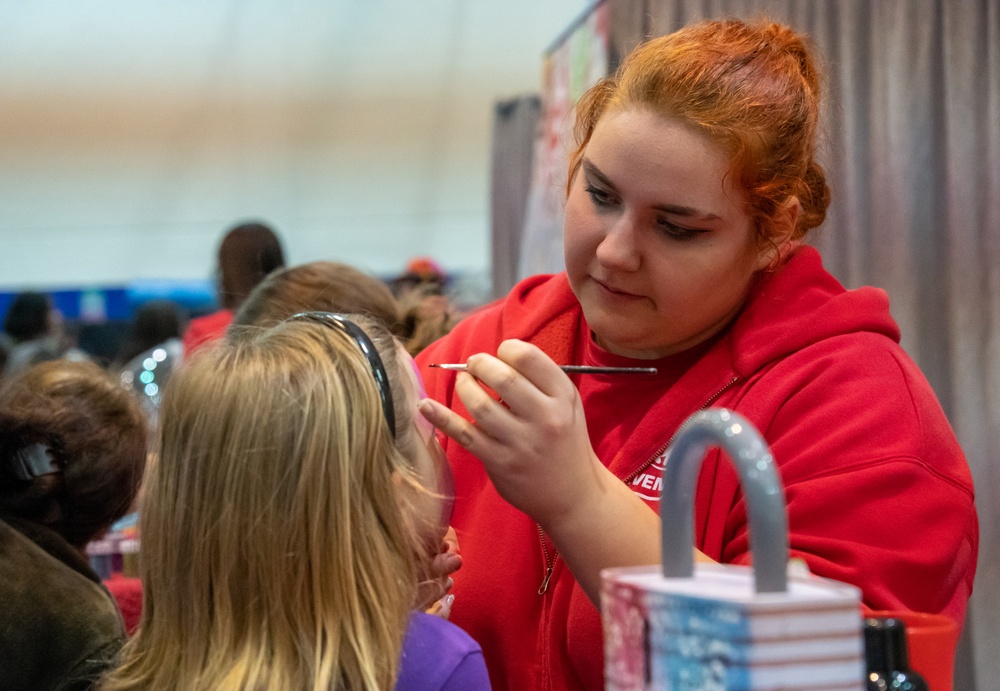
[595,215,642,272]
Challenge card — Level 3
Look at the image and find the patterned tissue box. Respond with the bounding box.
[602,562,864,691]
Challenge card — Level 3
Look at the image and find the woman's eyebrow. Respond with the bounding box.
[582,159,616,189]
[582,158,721,221]
[652,202,721,221]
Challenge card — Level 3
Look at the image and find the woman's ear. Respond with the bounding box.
[755,196,802,271]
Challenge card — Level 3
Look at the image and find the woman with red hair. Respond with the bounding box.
[417,18,977,690]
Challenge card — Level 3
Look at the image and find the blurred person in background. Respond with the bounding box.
[0,360,147,690]
[391,256,449,301]
[232,258,458,358]
[0,333,11,379]
[2,291,90,377]
[232,260,402,336]
[111,301,185,372]
[181,221,285,355]
[391,257,461,356]
[112,300,187,430]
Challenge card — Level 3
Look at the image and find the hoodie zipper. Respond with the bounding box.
[621,376,742,486]
[537,523,555,594]
[535,375,741,594]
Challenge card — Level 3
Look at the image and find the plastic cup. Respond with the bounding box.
[866,609,959,691]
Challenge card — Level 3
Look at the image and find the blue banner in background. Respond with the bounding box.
[0,280,217,325]
[1,280,217,365]
[123,279,217,316]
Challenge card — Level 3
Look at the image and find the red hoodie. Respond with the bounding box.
[417,247,977,691]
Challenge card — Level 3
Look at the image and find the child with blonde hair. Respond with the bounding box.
[102,314,488,690]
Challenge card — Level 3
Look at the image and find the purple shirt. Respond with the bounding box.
[395,612,491,691]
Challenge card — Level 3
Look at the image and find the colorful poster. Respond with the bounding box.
[518,1,609,279]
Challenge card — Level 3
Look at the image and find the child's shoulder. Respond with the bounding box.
[396,612,490,690]
[404,611,482,655]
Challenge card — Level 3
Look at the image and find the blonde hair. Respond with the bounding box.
[102,317,424,690]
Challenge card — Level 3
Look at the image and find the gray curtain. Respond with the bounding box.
[606,0,1000,688]
[490,95,542,300]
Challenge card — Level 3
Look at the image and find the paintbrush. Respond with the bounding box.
[428,364,657,375]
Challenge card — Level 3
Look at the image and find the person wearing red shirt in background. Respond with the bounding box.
[415,18,978,691]
[181,221,285,355]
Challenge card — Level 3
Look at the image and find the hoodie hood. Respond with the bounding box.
[495,272,582,365]
[730,246,900,376]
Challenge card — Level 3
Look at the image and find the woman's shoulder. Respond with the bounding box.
[0,518,124,626]
[734,329,972,492]
[732,248,901,375]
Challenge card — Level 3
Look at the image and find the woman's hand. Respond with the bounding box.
[417,339,605,528]
[419,339,669,603]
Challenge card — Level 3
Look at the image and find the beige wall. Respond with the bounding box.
[0,0,587,290]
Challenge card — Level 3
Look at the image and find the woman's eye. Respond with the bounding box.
[585,185,615,208]
[656,218,703,240]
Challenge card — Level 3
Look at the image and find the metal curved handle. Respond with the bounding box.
[660,408,789,593]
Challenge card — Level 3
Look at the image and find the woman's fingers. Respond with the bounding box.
[418,396,505,460]
[494,339,574,399]
[418,398,477,447]
[418,342,579,480]
[417,527,462,616]
[458,354,533,421]
[442,525,460,554]
[419,343,601,525]
[460,342,572,423]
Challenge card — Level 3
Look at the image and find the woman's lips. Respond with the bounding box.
[592,277,644,301]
